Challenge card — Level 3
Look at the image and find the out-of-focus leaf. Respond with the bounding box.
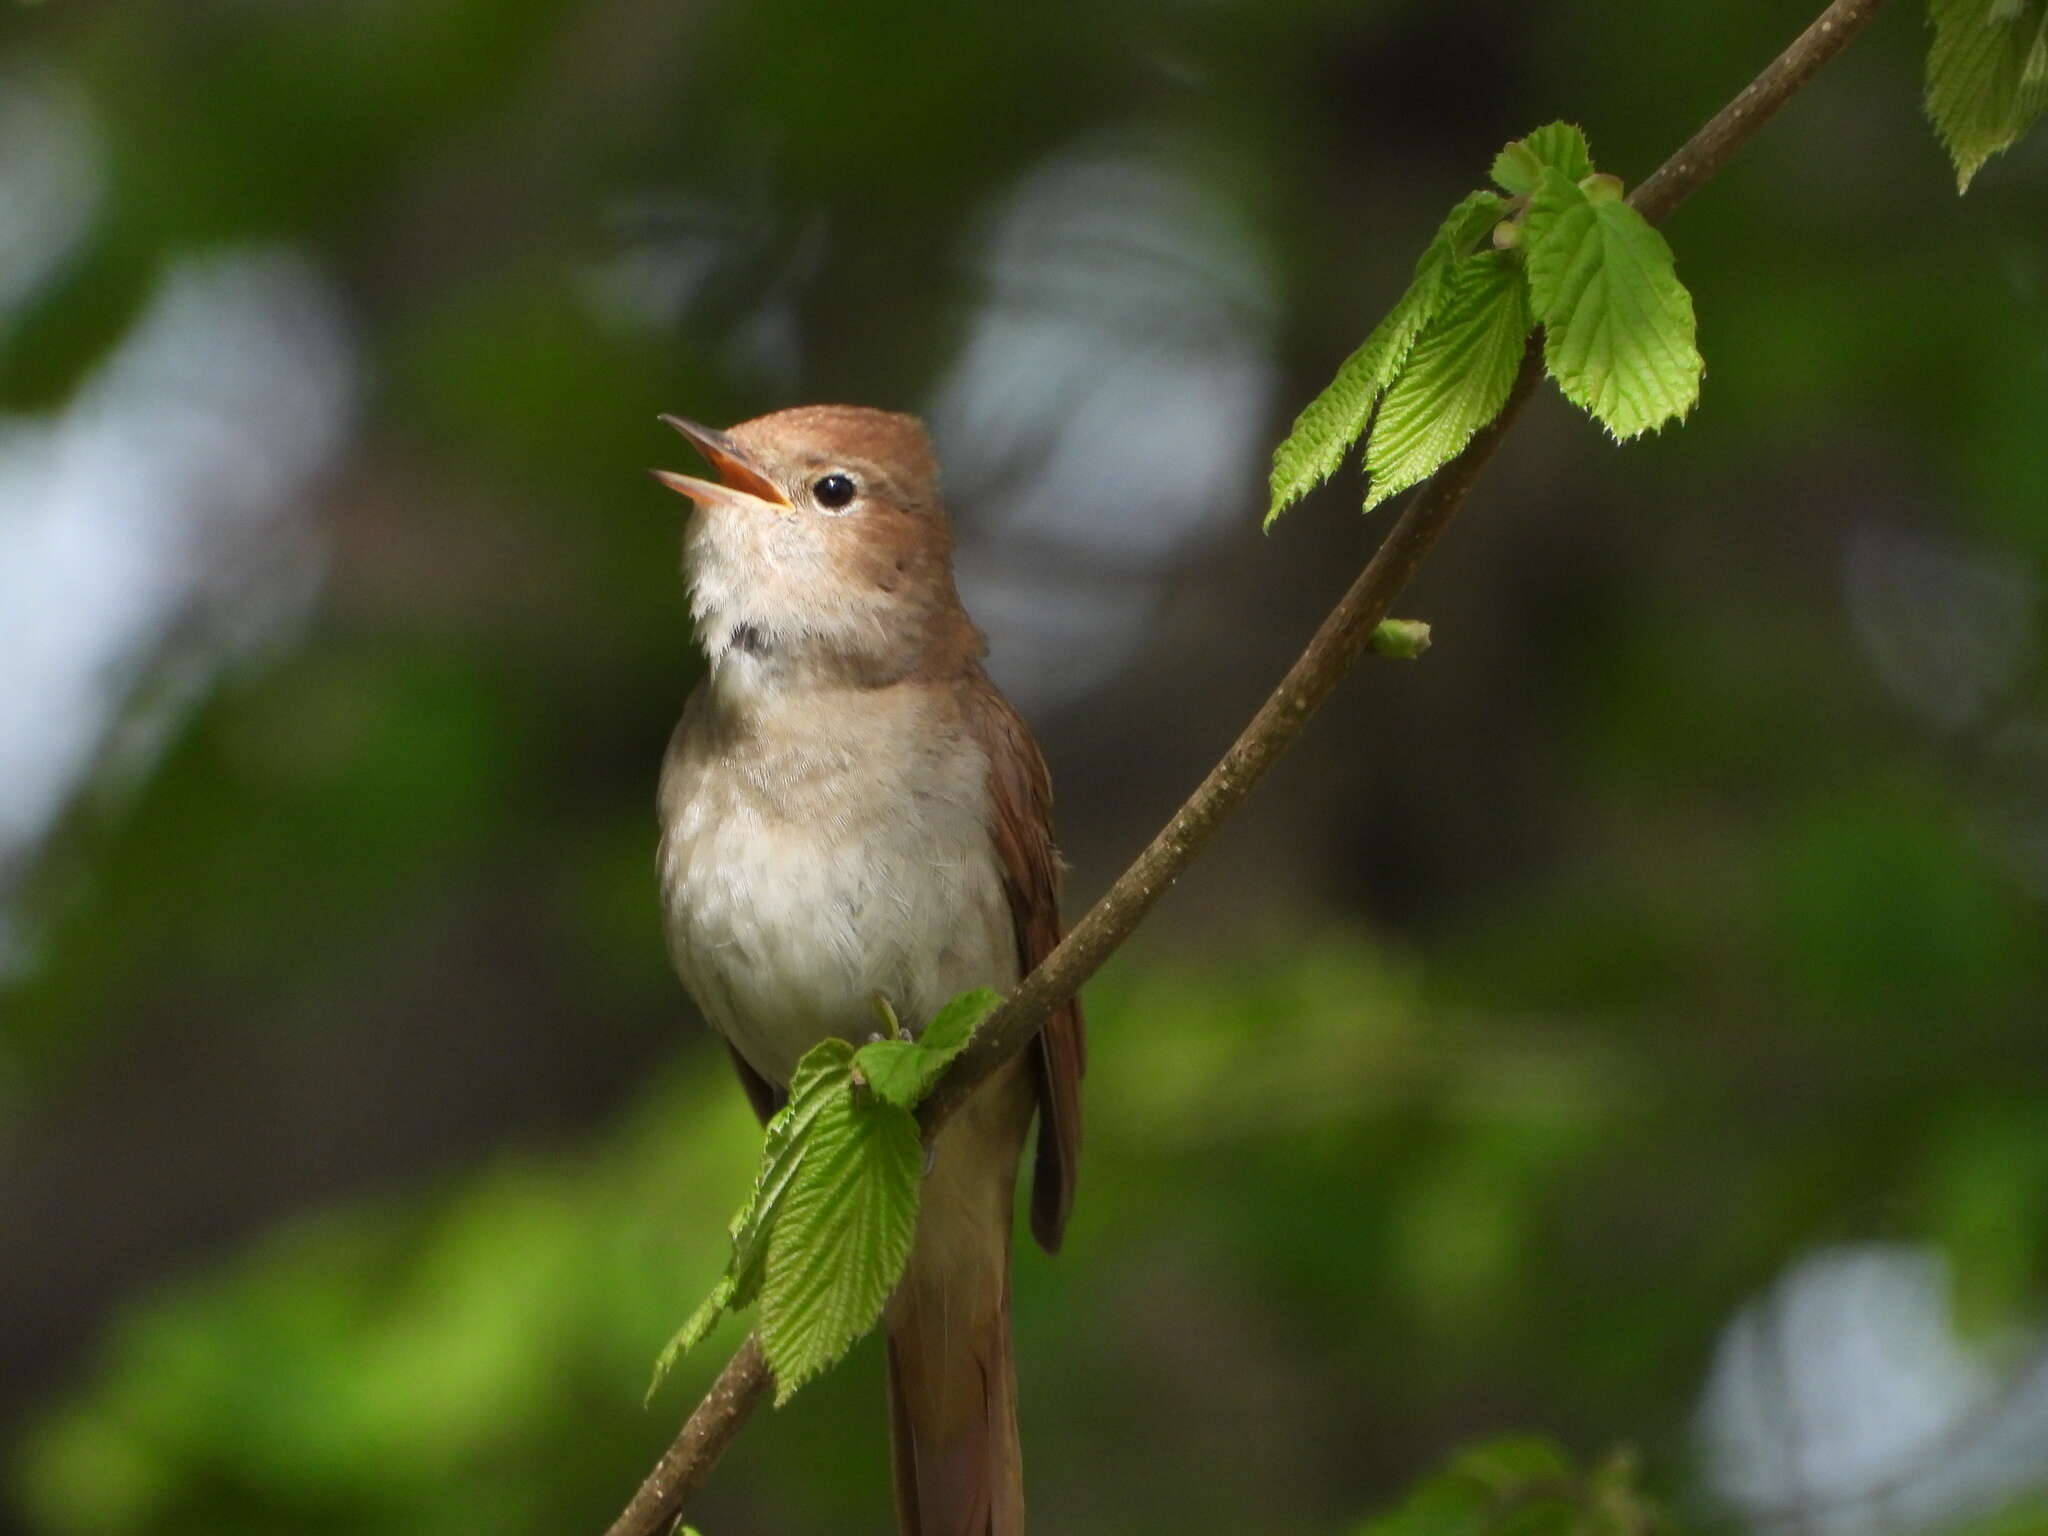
[1351,1437,1666,1536]
[1925,0,2048,191]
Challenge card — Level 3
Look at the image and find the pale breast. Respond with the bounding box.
[657,675,1016,1086]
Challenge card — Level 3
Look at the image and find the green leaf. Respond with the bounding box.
[1265,192,1506,527]
[1523,167,1701,440]
[729,1041,856,1304]
[1350,1438,1580,1536]
[648,1277,735,1401]
[646,1040,855,1400]
[851,1040,925,1108]
[1263,291,1438,525]
[1346,1436,1677,1536]
[1445,1436,1575,1490]
[852,986,998,1109]
[1926,0,2048,191]
[912,985,1000,1065]
[1580,173,1624,206]
[1363,252,1531,512]
[1584,1449,1664,1536]
[1352,1477,1495,1536]
[759,1081,922,1403]
[1490,122,1594,196]
[1421,191,1514,273]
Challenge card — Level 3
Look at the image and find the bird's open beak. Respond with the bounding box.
[651,415,793,511]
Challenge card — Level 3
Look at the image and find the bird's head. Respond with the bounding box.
[653,405,981,687]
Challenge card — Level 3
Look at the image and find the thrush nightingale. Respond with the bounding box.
[652,405,1085,1536]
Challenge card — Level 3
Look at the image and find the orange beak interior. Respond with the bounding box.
[651,415,791,508]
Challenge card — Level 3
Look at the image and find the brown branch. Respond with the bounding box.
[603,3,1886,1531]
[607,1335,769,1536]
[1627,0,1886,225]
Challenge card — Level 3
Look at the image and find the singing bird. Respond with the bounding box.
[651,406,1085,1536]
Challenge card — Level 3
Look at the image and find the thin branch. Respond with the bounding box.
[604,3,1887,1531]
[1628,0,1886,225]
[607,1335,769,1536]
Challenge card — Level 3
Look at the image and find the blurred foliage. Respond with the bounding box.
[19,931,2048,1533]
[4,0,2048,1534]
[1347,1437,1666,1536]
[17,1071,764,1536]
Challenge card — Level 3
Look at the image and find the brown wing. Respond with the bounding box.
[966,670,1085,1254]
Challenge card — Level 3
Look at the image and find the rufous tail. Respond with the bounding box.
[884,1062,1032,1536]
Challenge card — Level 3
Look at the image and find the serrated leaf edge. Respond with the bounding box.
[645,1039,856,1400]
[1265,192,1507,527]
[759,1096,922,1404]
[1523,169,1701,441]
[1361,253,1532,511]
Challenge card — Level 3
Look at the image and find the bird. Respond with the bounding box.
[650,405,1085,1536]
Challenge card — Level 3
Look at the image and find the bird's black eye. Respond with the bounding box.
[812,473,857,511]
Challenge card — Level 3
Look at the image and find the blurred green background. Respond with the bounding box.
[4,2,2048,1533]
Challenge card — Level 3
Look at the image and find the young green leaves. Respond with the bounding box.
[1490,120,1594,193]
[1523,168,1701,442]
[1266,190,1509,522]
[1266,123,1702,528]
[647,1040,856,1401]
[1363,252,1530,509]
[1925,0,2048,190]
[850,986,995,1111]
[648,988,1000,1406]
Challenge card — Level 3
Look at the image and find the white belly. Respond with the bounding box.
[658,682,1016,1085]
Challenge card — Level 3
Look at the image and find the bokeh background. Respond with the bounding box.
[5,1,2048,1533]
